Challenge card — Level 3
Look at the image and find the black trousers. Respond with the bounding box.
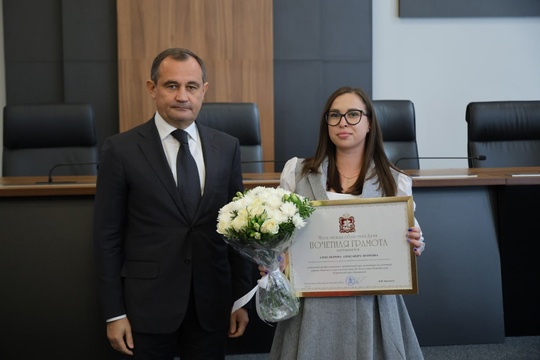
[131,291,227,360]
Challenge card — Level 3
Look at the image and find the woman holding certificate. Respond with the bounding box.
[265,86,426,360]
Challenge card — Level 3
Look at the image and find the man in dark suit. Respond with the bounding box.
[94,47,254,359]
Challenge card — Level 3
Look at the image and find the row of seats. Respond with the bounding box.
[2,100,540,176]
[378,100,540,170]
[466,101,540,168]
[0,103,266,177]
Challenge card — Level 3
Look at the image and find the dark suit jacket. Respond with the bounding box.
[93,117,253,334]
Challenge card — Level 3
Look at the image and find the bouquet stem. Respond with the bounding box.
[256,268,300,322]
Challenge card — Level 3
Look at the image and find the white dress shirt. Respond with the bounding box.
[154,112,206,195]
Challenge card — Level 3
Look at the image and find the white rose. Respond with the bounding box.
[260,218,279,235]
[232,212,248,231]
[216,220,229,235]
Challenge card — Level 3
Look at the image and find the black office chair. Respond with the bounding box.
[197,102,263,173]
[466,101,540,168]
[373,100,419,169]
[3,103,98,177]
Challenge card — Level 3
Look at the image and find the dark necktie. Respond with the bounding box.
[172,129,201,220]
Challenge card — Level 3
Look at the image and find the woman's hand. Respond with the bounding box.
[407,226,425,256]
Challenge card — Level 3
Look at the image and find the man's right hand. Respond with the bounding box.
[107,317,134,356]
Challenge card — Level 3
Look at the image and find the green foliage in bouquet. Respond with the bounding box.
[217,186,315,246]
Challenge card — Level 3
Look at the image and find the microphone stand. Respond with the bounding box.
[395,155,487,167]
[35,162,98,184]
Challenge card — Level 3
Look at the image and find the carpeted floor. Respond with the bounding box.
[225,336,540,360]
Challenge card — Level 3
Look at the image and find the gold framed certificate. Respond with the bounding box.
[288,196,418,297]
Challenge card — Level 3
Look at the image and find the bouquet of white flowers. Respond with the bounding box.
[217,186,315,322]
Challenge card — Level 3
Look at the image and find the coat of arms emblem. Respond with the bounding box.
[339,213,355,233]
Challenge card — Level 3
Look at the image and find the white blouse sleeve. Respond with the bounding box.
[396,173,413,197]
[397,173,425,246]
[279,157,298,192]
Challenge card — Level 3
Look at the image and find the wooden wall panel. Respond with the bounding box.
[117,0,274,164]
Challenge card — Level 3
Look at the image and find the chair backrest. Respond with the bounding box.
[3,103,98,176]
[466,101,540,168]
[196,102,263,173]
[373,100,419,169]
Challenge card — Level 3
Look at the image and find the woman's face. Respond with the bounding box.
[327,92,370,152]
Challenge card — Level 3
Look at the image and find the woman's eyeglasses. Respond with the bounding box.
[325,109,368,126]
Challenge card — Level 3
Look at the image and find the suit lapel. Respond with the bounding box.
[134,121,224,222]
[197,124,220,214]
[136,119,187,217]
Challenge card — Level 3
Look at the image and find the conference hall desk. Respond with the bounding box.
[1,168,538,359]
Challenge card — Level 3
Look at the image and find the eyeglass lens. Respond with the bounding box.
[326,110,364,126]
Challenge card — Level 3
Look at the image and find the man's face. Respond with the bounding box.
[146,56,208,129]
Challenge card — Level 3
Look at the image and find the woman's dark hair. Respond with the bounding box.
[301,86,403,196]
[150,47,207,84]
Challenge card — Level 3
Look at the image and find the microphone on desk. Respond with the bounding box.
[37,162,98,184]
[394,155,487,167]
